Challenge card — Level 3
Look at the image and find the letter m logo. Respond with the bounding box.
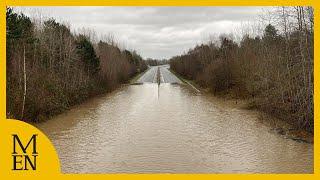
[12,134,38,170]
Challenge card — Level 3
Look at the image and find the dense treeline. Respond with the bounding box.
[145,58,169,66]
[170,7,313,131]
[6,8,147,121]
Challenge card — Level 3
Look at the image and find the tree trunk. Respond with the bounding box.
[21,44,27,120]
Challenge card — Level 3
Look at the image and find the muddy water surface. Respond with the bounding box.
[36,83,313,173]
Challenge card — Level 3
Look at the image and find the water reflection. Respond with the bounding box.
[36,84,313,173]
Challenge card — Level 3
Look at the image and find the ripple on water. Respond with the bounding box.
[36,83,313,173]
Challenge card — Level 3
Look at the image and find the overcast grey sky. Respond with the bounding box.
[16,6,271,59]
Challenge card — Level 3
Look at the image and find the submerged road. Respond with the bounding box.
[137,65,182,84]
[36,65,313,173]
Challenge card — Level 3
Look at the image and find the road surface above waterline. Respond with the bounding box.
[137,65,182,84]
[36,66,313,173]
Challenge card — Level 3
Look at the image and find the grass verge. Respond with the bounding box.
[129,68,149,84]
[168,68,202,92]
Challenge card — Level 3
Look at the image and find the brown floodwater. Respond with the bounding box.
[36,83,313,173]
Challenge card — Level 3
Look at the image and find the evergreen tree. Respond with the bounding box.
[76,35,100,75]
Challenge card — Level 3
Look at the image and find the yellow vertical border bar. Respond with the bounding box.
[0,1,5,122]
[314,2,318,175]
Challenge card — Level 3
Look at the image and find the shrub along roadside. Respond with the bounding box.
[6,8,147,122]
[170,7,313,132]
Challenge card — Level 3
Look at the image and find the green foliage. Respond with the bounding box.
[6,9,145,122]
[264,24,278,38]
[6,7,33,40]
[263,24,281,45]
[6,8,34,63]
[76,35,100,74]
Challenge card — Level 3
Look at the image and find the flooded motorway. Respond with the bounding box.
[36,66,313,173]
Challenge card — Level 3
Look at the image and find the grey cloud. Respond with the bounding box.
[16,6,271,59]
